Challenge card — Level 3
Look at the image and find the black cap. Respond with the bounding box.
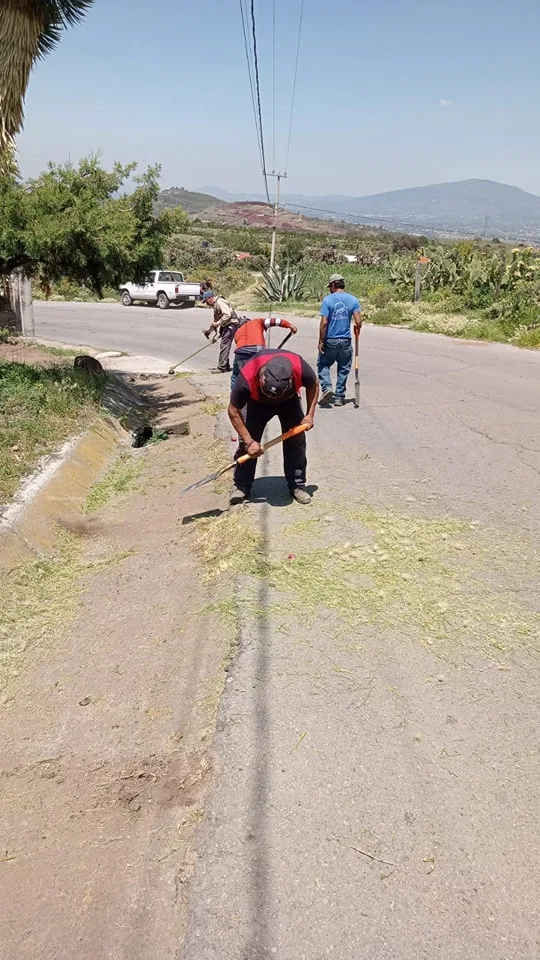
[260,356,294,399]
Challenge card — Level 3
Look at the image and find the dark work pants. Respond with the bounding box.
[234,397,307,494]
[218,324,236,371]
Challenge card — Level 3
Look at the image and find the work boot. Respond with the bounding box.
[292,486,312,505]
[333,396,345,406]
[230,486,249,506]
[320,389,333,406]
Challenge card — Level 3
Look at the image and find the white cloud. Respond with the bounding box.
[439,99,453,107]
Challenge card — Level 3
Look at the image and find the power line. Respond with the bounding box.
[249,0,271,203]
[272,0,276,172]
[283,200,452,235]
[285,0,305,173]
[238,0,265,177]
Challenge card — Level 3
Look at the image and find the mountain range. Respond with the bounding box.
[196,179,540,240]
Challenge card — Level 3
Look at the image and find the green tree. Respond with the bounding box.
[0,0,95,165]
[0,155,181,295]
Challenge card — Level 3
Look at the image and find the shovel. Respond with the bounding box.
[179,423,309,497]
[354,331,360,409]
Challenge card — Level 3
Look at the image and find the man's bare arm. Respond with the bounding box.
[227,403,263,456]
[353,309,362,336]
[302,381,319,429]
[318,316,328,352]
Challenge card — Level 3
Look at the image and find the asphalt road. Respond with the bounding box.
[34,300,540,958]
[34,299,540,531]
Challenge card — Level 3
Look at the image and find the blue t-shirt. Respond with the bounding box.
[320,291,361,340]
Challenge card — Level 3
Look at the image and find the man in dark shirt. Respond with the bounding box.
[228,349,319,505]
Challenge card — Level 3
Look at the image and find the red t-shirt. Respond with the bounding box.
[234,317,292,349]
[230,349,316,406]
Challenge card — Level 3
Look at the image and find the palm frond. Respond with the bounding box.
[0,0,94,157]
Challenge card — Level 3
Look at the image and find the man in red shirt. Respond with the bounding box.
[232,316,298,386]
[227,349,319,505]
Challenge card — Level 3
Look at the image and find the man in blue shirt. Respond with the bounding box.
[318,274,362,406]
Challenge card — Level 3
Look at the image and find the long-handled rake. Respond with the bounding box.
[179,423,309,497]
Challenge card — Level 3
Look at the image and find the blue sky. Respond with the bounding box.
[17,0,540,198]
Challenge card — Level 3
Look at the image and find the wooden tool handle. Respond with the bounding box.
[236,422,309,465]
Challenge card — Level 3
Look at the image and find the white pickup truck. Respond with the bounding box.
[119,270,200,309]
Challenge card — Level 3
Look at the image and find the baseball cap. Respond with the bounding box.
[328,274,345,286]
[201,290,215,302]
[259,356,294,399]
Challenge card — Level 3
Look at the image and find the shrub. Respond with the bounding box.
[371,303,408,326]
[367,284,393,308]
[391,234,421,253]
[422,290,466,313]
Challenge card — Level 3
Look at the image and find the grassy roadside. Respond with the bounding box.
[250,295,540,348]
[0,357,106,507]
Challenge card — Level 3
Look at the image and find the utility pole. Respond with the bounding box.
[266,171,287,346]
[267,170,287,272]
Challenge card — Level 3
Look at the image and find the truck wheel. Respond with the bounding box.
[157,292,170,310]
[121,290,133,306]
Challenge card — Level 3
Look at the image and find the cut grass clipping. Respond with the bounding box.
[0,536,136,696]
[0,535,81,695]
[195,505,539,655]
[0,360,105,506]
[84,453,142,513]
[274,507,540,654]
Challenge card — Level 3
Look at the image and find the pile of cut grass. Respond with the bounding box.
[269,507,540,654]
[194,510,263,583]
[84,454,142,513]
[0,360,105,506]
[0,536,81,694]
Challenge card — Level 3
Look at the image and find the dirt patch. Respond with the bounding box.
[0,341,73,367]
[0,378,233,959]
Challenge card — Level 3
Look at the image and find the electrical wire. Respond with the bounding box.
[249,0,271,203]
[272,0,276,172]
[283,200,447,235]
[285,0,305,173]
[239,0,265,177]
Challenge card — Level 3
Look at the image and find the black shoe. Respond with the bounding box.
[320,389,333,406]
[230,486,249,505]
[334,396,345,406]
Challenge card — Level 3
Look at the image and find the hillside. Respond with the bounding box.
[154,187,225,215]
[200,180,540,240]
[197,200,357,235]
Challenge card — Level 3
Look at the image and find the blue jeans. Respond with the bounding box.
[231,345,263,389]
[317,338,352,398]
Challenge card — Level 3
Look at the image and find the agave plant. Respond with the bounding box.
[0,0,94,165]
[256,263,308,303]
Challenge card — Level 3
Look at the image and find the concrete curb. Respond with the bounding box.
[0,417,127,571]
